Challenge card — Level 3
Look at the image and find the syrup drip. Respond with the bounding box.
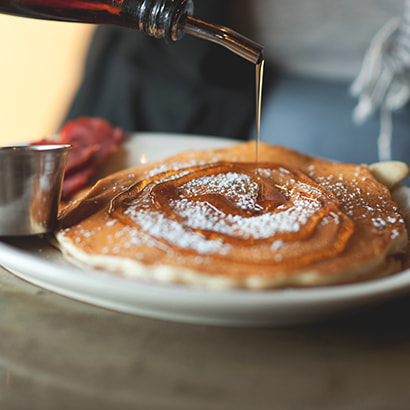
[255,59,265,163]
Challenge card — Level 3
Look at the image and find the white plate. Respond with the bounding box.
[1,132,410,326]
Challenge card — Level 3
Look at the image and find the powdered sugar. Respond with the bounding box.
[180,172,260,211]
[125,207,229,254]
[310,168,405,232]
[170,195,322,240]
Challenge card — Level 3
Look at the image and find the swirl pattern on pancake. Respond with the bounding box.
[56,142,408,289]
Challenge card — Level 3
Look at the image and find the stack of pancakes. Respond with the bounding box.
[55,142,409,289]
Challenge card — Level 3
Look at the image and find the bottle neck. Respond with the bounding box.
[125,0,194,42]
[181,15,263,65]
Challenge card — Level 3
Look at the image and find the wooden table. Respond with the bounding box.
[1,264,410,410]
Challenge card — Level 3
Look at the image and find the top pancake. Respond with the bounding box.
[55,142,409,289]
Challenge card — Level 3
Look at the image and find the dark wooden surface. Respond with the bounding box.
[1,266,410,410]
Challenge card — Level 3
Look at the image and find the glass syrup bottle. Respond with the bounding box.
[0,0,263,63]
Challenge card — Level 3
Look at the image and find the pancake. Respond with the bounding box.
[55,142,409,289]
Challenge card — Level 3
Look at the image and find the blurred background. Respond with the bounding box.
[0,15,93,145]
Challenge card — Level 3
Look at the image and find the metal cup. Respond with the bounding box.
[0,144,70,236]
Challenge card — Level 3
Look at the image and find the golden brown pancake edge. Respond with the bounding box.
[55,142,409,289]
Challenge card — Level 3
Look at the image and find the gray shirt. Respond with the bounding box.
[233,0,404,80]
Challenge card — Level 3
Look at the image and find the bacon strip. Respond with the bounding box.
[32,117,125,200]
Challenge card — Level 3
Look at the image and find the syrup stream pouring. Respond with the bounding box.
[182,16,265,163]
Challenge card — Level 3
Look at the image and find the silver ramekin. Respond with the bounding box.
[0,144,70,236]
